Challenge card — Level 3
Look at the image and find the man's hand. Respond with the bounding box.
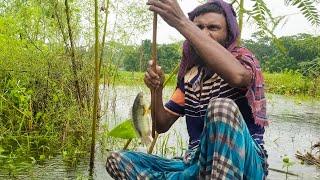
[146,0,188,29]
[144,60,165,90]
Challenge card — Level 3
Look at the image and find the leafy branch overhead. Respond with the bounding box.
[286,0,320,25]
[231,0,320,40]
[250,0,275,36]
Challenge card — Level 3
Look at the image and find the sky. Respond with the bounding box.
[142,0,320,44]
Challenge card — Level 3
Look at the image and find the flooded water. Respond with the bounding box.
[1,86,319,179]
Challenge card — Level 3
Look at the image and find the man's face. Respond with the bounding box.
[193,12,228,47]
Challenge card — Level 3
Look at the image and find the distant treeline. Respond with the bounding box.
[244,33,320,75]
[116,33,320,77]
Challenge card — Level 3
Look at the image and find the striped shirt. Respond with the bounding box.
[165,56,265,149]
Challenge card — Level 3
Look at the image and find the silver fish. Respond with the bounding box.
[132,92,152,145]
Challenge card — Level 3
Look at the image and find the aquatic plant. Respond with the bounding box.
[282,156,295,179]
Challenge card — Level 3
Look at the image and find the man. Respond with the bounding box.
[106,0,268,179]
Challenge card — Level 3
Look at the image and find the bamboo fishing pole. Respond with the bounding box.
[148,11,158,154]
[151,11,158,139]
[147,64,180,154]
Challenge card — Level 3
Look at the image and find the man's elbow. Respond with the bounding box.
[228,72,251,88]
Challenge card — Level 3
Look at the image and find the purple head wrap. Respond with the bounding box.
[178,0,240,80]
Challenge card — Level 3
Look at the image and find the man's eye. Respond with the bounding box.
[207,25,219,31]
[197,25,204,30]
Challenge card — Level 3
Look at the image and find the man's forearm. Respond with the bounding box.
[176,20,251,87]
[150,88,177,133]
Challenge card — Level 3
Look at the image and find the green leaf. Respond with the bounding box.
[283,156,290,163]
[106,119,137,139]
[0,146,4,154]
[39,154,45,161]
[290,0,320,26]
[288,162,295,167]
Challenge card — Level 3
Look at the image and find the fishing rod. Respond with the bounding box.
[148,9,158,154]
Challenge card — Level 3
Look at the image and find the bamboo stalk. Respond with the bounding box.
[237,0,244,46]
[53,1,69,51]
[163,63,179,87]
[89,0,100,174]
[99,0,110,73]
[123,139,133,150]
[147,64,179,154]
[268,168,298,177]
[65,0,84,109]
[151,11,158,139]
[148,133,158,154]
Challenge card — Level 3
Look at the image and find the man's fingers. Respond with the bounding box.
[147,0,170,10]
[147,0,172,20]
[149,60,163,73]
[147,67,159,79]
[147,61,163,88]
[144,75,153,87]
[156,65,163,74]
[145,72,151,80]
[145,71,161,88]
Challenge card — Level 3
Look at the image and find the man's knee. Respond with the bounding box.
[207,98,241,127]
[106,151,120,162]
[106,151,122,178]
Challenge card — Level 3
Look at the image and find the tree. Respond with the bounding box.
[158,42,182,73]
[227,0,320,44]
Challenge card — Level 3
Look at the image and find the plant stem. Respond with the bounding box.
[65,0,84,108]
[89,0,100,174]
[237,0,244,45]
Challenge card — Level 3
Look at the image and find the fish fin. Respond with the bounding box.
[143,105,150,115]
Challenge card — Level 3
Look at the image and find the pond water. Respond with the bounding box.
[1,86,319,179]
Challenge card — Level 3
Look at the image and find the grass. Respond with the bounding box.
[104,71,177,86]
[264,71,319,99]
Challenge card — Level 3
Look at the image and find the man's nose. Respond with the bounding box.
[201,27,211,36]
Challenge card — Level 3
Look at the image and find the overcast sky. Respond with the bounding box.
[141,0,320,44]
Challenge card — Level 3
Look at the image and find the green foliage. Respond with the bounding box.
[122,40,182,73]
[158,43,182,73]
[243,33,320,74]
[263,71,315,96]
[250,0,274,36]
[234,0,319,51]
[123,44,144,72]
[282,156,295,179]
[287,0,320,25]
[106,119,137,139]
[0,0,155,173]
[299,57,320,78]
[109,71,177,87]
